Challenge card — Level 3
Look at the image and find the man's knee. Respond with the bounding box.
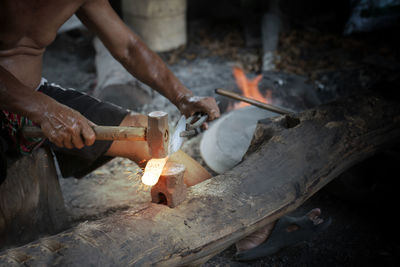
[119,112,147,127]
[105,112,151,163]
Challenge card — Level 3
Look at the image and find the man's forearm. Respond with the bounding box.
[115,36,220,119]
[76,0,219,120]
[76,0,193,109]
[0,66,53,124]
[116,35,193,108]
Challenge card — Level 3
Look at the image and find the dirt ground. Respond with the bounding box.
[42,19,400,266]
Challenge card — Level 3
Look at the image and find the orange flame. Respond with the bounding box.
[232,67,271,110]
[141,157,168,186]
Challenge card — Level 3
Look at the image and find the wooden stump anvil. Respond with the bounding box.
[151,162,187,208]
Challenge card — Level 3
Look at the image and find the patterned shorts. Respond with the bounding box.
[1,79,129,178]
[1,111,44,155]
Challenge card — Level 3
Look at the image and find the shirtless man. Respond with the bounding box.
[0,1,329,260]
[0,0,220,178]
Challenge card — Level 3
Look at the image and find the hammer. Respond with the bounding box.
[22,111,169,159]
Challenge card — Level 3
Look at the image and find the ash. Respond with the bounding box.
[43,16,400,267]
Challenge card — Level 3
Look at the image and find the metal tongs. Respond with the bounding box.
[179,113,208,138]
[169,113,209,155]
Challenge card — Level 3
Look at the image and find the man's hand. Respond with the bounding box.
[38,102,96,149]
[177,95,221,123]
[0,66,95,149]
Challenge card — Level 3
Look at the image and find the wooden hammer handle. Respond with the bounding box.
[22,125,146,141]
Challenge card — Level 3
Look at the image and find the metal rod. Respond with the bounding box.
[215,88,291,115]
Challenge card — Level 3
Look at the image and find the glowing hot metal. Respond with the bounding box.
[141,157,168,186]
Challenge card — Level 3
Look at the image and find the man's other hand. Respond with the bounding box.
[177,95,220,122]
[39,103,96,149]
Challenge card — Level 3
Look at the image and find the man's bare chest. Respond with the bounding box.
[0,0,85,50]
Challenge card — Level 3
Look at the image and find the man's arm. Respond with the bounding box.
[0,66,95,148]
[76,0,220,120]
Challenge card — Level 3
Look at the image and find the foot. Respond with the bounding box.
[235,208,331,261]
[236,221,276,252]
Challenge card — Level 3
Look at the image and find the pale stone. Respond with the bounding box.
[122,0,187,52]
[200,106,277,174]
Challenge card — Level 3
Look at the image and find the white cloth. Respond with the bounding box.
[35,78,47,91]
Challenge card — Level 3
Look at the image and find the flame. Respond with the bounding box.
[141,157,168,186]
[232,67,271,110]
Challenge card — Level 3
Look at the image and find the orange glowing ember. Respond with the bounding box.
[232,67,271,109]
[141,157,168,186]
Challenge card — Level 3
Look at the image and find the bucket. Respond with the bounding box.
[122,0,187,52]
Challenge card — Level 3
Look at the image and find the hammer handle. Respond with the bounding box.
[22,125,146,141]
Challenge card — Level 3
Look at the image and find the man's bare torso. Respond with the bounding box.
[0,0,86,89]
[0,0,220,152]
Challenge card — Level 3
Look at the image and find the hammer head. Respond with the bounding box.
[147,111,169,158]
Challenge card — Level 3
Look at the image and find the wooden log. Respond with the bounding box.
[0,93,399,266]
[0,148,69,249]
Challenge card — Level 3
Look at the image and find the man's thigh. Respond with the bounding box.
[105,112,151,166]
